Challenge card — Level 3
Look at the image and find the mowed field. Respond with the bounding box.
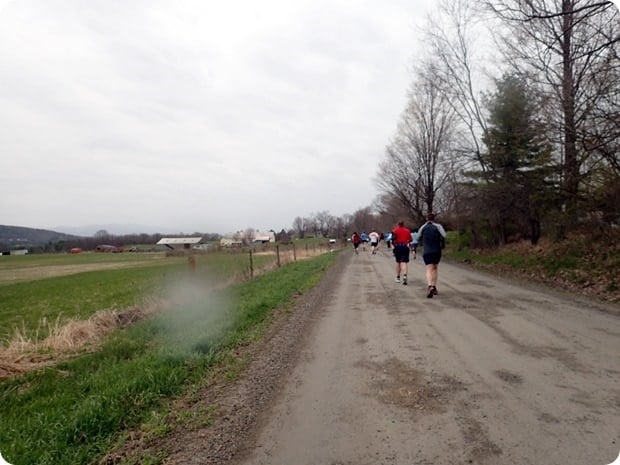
[0,250,278,343]
[0,253,171,283]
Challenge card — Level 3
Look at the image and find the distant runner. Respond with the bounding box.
[351,232,361,254]
[360,232,368,251]
[385,231,393,249]
[369,231,380,254]
[411,230,419,260]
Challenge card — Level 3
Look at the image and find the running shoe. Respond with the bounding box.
[395,276,401,283]
[402,275,408,285]
[426,285,434,298]
[432,286,438,295]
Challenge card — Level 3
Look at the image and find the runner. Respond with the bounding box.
[411,230,419,260]
[385,231,393,249]
[391,221,413,285]
[369,231,380,254]
[360,232,368,251]
[417,213,447,298]
[351,232,361,254]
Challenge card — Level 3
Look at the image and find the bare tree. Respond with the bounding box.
[483,0,620,225]
[291,212,353,239]
[349,207,375,234]
[242,228,255,245]
[423,0,494,174]
[373,193,414,228]
[337,214,353,238]
[313,211,335,237]
[325,214,339,238]
[376,134,425,218]
[292,216,306,238]
[376,73,457,218]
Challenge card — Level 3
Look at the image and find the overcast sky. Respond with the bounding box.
[1,0,436,235]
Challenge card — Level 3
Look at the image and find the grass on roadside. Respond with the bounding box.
[443,230,620,301]
[0,251,337,465]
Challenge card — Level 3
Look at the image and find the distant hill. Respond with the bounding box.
[0,225,81,249]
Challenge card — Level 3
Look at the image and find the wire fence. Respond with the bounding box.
[165,239,346,283]
[246,241,342,278]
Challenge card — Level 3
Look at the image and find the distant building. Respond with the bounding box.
[1,249,28,256]
[156,237,204,250]
[253,231,276,244]
[219,230,275,247]
[219,237,243,248]
[96,244,122,253]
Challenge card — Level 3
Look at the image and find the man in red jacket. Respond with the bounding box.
[391,221,413,285]
[351,232,361,254]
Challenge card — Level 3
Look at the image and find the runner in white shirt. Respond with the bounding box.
[369,231,380,254]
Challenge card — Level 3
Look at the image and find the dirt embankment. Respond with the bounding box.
[458,234,620,304]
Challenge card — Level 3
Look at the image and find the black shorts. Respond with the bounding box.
[423,252,442,265]
[393,244,410,263]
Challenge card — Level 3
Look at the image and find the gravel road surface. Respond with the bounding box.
[165,248,619,465]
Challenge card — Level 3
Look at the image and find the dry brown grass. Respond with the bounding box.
[0,298,166,379]
[0,260,293,379]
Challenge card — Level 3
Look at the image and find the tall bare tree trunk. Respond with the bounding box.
[562,0,579,224]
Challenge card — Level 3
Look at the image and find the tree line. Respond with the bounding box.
[20,231,222,254]
[291,207,414,240]
[376,0,619,246]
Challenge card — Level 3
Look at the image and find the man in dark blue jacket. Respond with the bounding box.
[418,213,447,298]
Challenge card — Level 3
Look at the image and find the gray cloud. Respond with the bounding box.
[0,0,433,234]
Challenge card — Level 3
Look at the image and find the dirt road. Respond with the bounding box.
[164,248,619,465]
[227,247,620,465]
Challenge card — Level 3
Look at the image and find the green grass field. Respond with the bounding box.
[0,249,338,465]
[0,251,280,342]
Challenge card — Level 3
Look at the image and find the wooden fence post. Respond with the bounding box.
[293,243,296,261]
[276,245,281,267]
[249,249,254,278]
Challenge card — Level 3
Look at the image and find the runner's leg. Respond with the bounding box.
[429,264,438,286]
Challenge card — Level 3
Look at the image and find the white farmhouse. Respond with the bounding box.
[253,231,276,243]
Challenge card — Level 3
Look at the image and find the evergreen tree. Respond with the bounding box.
[476,74,555,245]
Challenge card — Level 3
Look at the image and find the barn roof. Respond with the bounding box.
[156,237,203,245]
